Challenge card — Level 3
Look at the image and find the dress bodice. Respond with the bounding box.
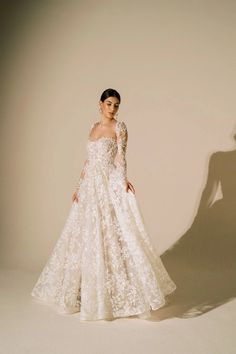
[74,120,129,192]
[86,137,118,170]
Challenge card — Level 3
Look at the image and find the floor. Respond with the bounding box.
[0,268,235,354]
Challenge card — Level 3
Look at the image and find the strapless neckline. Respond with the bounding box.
[88,120,119,143]
[88,136,117,143]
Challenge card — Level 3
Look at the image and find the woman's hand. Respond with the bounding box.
[72,191,79,203]
[124,180,135,194]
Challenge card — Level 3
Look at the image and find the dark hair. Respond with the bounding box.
[100,88,121,103]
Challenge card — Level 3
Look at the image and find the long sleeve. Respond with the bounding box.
[74,122,95,193]
[115,121,128,185]
[74,158,89,193]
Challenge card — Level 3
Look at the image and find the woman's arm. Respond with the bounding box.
[114,121,135,194]
[115,121,128,185]
[74,158,89,193]
[74,122,95,195]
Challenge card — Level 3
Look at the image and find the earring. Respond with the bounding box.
[99,106,102,113]
[115,112,119,119]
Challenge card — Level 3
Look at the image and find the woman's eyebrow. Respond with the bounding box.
[107,100,119,104]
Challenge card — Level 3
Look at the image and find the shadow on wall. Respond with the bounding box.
[152,130,236,321]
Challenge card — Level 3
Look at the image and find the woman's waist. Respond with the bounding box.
[87,158,116,171]
[88,157,115,166]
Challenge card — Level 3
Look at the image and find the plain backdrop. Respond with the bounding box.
[0,0,236,272]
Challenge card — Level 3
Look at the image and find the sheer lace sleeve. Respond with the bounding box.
[74,122,95,193]
[115,120,128,185]
[74,159,89,193]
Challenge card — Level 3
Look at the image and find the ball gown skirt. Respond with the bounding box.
[31,120,177,321]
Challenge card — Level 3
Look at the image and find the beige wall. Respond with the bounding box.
[1,0,236,271]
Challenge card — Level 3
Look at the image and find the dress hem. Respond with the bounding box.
[31,282,176,321]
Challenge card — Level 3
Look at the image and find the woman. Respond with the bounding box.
[31,88,177,321]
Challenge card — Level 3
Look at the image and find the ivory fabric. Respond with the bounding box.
[31,120,177,321]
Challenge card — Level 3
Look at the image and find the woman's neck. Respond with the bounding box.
[99,116,116,126]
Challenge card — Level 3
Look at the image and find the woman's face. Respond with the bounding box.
[99,96,120,119]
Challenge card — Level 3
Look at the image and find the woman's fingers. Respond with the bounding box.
[72,192,79,203]
[128,182,135,194]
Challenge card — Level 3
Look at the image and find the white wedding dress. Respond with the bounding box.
[31,120,177,321]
